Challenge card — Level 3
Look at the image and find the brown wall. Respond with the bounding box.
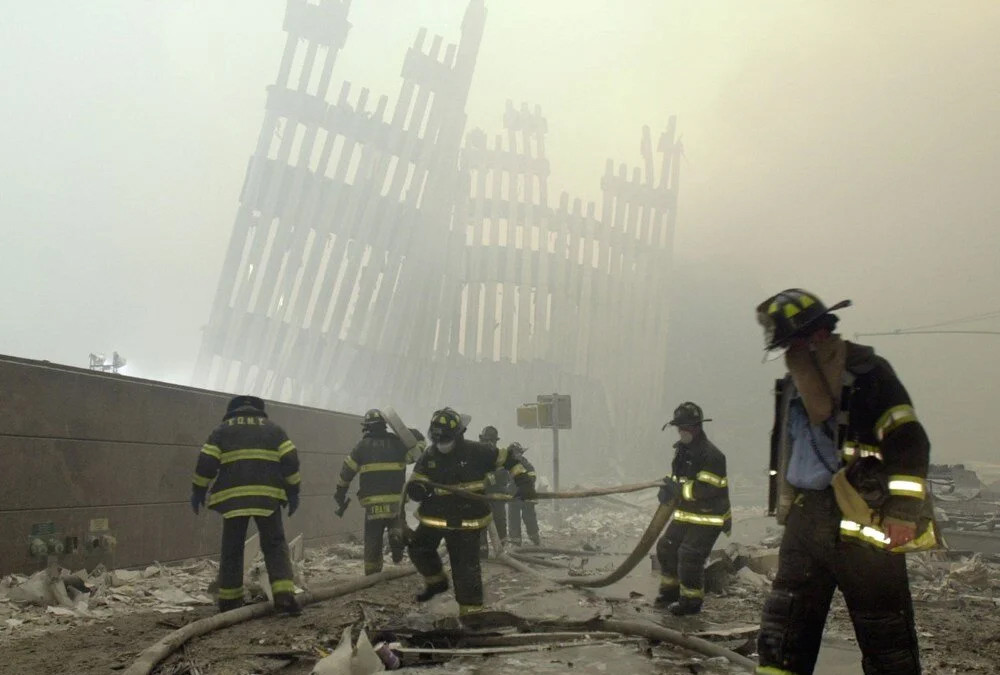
[0,355,365,574]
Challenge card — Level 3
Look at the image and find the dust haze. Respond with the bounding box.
[2,1,999,479]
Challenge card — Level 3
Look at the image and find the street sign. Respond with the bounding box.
[516,404,540,429]
[537,394,571,429]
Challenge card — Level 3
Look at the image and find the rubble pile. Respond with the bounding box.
[0,543,370,646]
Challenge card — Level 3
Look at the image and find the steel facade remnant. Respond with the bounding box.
[195,0,680,478]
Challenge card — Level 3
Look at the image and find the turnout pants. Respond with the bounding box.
[656,520,721,602]
[507,498,540,544]
[363,508,405,575]
[218,510,295,611]
[757,488,920,675]
[408,524,484,615]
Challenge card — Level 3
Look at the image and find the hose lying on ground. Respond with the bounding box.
[486,521,754,673]
[123,567,416,675]
[552,502,675,588]
[549,618,757,673]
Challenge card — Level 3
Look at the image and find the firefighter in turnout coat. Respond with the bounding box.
[191,395,301,614]
[407,408,536,617]
[754,289,937,675]
[335,409,423,574]
[655,402,731,615]
[506,442,541,546]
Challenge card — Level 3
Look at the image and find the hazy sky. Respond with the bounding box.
[2,1,999,467]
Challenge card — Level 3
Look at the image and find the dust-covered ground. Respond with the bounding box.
[2,498,1000,674]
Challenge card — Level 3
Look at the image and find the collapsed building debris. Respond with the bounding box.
[193,0,683,476]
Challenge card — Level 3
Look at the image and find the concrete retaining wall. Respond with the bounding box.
[0,355,365,574]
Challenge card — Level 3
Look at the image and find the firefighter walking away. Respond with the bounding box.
[655,402,730,615]
[335,409,422,575]
[191,395,301,615]
[406,408,536,618]
[755,289,937,675]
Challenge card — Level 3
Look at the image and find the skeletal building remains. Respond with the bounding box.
[194,0,681,478]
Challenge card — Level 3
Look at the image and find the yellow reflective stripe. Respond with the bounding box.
[840,519,891,547]
[888,475,926,498]
[424,572,448,584]
[433,481,486,495]
[192,474,212,487]
[495,446,509,468]
[201,444,221,460]
[509,464,527,477]
[285,472,301,486]
[223,508,275,518]
[459,604,484,615]
[271,579,295,594]
[680,585,704,598]
[359,494,403,506]
[209,485,286,505]
[278,440,296,458]
[696,471,727,487]
[841,441,883,461]
[674,509,731,527]
[217,586,244,600]
[756,668,800,675]
[220,449,278,464]
[343,456,359,471]
[411,472,430,482]
[659,575,679,588]
[359,462,407,473]
[417,513,492,529]
[682,481,695,501]
[875,404,918,440]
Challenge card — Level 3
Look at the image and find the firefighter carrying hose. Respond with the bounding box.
[654,402,731,615]
[406,407,536,617]
[190,395,301,615]
[334,409,423,575]
[754,289,937,675]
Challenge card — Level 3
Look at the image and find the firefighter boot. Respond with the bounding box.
[273,592,302,617]
[653,587,679,608]
[416,578,450,602]
[218,598,244,613]
[668,596,703,616]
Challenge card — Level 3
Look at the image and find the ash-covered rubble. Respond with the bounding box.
[0,541,371,645]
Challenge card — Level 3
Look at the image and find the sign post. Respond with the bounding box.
[521,394,571,507]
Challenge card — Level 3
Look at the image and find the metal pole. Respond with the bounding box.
[551,393,560,513]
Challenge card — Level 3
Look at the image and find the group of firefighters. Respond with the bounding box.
[189,288,933,675]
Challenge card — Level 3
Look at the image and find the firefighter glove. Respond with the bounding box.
[334,486,348,506]
[658,478,679,505]
[286,491,299,517]
[190,489,206,515]
[406,480,431,502]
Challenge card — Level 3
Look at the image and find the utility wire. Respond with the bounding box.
[895,309,1000,332]
[855,329,1000,339]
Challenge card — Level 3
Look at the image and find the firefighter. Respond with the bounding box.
[506,442,541,546]
[334,409,422,575]
[407,408,536,617]
[191,395,300,615]
[755,289,936,675]
[478,425,510,552]
[654,402,730,615]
